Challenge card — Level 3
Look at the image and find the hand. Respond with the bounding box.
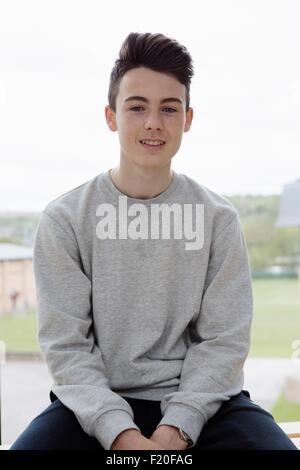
[149,425,188,451]
[111,429,165,450]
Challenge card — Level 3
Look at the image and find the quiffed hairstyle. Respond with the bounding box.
[108,32,194,113]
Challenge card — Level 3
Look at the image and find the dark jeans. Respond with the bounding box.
[10,389,297,450]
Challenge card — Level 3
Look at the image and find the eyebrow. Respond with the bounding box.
[124,95,183,105]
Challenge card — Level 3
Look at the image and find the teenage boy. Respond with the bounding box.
[10,32,297,451]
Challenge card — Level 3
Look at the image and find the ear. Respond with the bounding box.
[184,107,193,132]
[105,105,118,132]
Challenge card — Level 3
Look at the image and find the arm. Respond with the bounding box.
[33,210,141,450]
[152,212,253,448]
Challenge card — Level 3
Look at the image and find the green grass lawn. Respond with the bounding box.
[0,278,299,356]
[0,310,40,353]
[271,392,300,423]
[249,278,300,358]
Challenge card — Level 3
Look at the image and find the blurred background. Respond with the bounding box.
[0,0,299,446]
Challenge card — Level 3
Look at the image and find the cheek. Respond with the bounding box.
[166,116,184,130]
[117,121,133,139]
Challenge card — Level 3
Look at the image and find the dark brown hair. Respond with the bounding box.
[108,32,194,113]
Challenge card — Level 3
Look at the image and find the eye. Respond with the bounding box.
[162,107,177,113]
[129,106,177,113]
[130,106,144,112]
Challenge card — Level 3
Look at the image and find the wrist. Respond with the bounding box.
[155,425,188,449]
[112,428,141,448]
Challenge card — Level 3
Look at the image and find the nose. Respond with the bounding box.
[144,111,163,130]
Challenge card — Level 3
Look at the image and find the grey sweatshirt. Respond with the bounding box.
[33,169,253,450]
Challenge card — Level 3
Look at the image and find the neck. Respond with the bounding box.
[109,161,174,200]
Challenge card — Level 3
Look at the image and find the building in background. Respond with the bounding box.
[276,178,300,295]
[0,243,36,315]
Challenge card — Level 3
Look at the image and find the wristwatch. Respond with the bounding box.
[178,428,193,448]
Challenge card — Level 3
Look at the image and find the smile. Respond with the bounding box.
[139,140,166,151]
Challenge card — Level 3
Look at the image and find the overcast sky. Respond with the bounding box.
[0,0,299,211]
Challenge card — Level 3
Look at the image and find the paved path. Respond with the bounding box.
[243,357,298,411]
[0,357,298,446]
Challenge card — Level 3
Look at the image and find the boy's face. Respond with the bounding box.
[105,66,193,169]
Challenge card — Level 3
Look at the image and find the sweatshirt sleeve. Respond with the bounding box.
[33,209,141,450]
[156,212,253,447]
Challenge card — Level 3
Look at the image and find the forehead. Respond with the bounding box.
[117,67,185,103]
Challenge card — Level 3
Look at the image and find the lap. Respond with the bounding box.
[10,392,162,450]
[10,389,298,451]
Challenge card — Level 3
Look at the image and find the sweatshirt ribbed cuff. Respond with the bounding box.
[92,409,141,450]
[156,403,206,448]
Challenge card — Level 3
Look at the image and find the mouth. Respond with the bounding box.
[139,139,166,151]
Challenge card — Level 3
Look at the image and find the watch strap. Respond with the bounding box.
[178,427,193,448]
